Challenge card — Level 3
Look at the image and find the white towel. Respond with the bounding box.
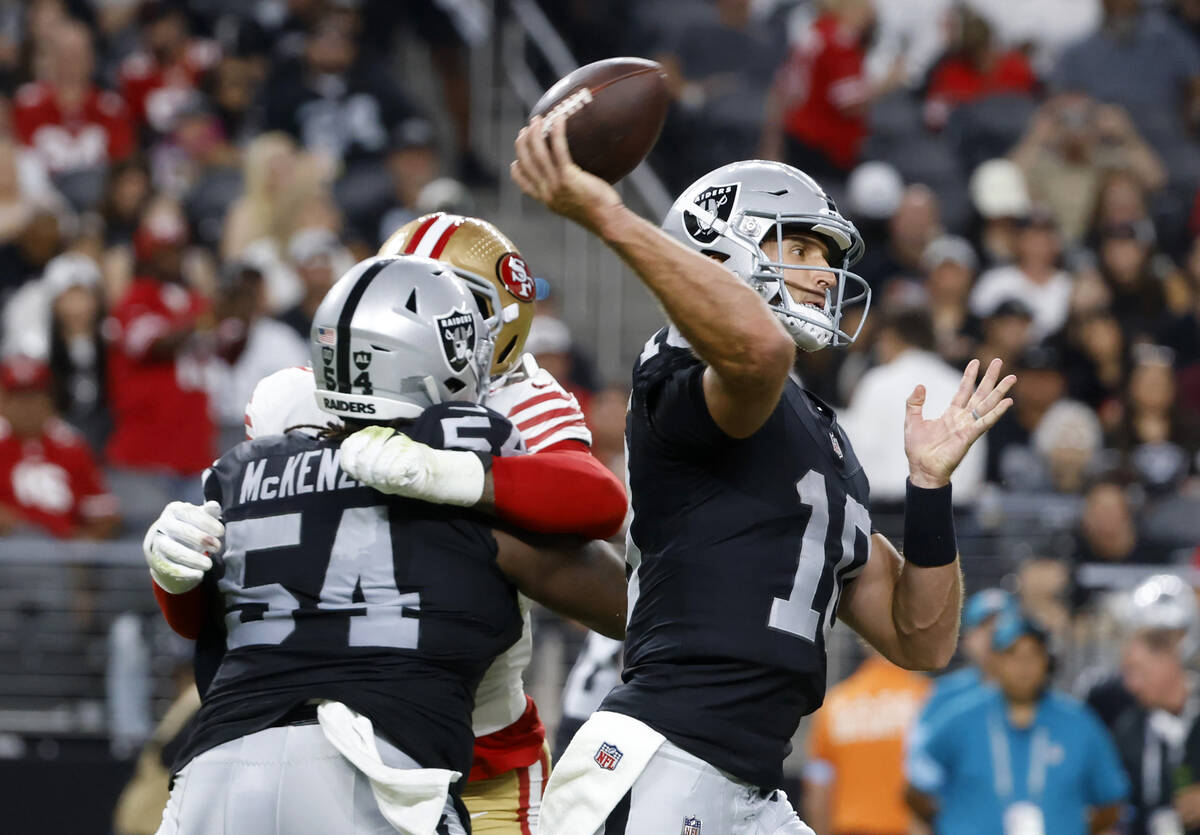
[539,711,664,835]
[317,701,461,835]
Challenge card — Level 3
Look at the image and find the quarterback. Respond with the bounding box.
[512,117,1015,834]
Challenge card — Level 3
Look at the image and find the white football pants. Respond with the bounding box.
[598,739,815,835]
[155,723,466,835]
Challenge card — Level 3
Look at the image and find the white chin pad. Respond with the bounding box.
[780,305,834,352]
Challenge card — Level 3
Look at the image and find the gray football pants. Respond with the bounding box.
[155,723,466,835]
[599,739,815,835]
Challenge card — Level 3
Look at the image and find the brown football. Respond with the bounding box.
[530,57,670,184]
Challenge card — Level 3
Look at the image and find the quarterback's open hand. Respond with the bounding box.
[510,116,623,234]
[339,426,485,507]
[904,358,1015,488]
[144,500,224,594]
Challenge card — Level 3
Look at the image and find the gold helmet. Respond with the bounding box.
[379,213,537,377]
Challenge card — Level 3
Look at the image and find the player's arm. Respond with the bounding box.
[1089,805,1122,834]
[144,500,224,640]
[904,786,938,823]
[511,117,794,438]
[840,359,1014,671]
[339,427,628,540]
[492,530,626,639]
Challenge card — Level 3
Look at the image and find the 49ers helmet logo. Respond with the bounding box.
[498,253,536,302]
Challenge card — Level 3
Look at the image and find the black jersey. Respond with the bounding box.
[1125,701,1200,835]
[176,402,525,778]
[601,327,872,789]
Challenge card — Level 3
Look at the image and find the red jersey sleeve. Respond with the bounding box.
[491,443,627,540]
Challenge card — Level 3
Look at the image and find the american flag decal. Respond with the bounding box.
[317,326,336,345]
[594,742,622,771]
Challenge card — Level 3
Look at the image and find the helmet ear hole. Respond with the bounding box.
[494,335,518,367]
[444,378,466,394]
[405,289,418,313]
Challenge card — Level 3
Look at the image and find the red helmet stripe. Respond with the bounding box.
[428,221,462,259]
[403,215,440,254]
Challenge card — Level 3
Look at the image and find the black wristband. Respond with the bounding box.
[473,452,493,473]
[902,479,958,567]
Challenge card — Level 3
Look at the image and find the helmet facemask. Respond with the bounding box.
[680,200,872,352]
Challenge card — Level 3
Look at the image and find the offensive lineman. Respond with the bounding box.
[511,117,1016,833]
[155,256,626,833]
[145,215,625,833]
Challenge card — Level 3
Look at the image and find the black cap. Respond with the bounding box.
[1017,343,1062,372]
[987,299,1035,321]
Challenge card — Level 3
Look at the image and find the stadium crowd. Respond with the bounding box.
[0,0,1198,832]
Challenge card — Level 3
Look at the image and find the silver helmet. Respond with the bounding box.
[310,255,502,421]
[1126,574,1200,664]
[662,160,871,351]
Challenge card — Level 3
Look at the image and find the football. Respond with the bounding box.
[529,57,670,184]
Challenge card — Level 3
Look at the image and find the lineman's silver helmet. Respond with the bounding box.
[1127,574,1200,663]
[662,160,870,351]
[310,255,501,421]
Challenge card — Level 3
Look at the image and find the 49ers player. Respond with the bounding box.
[144,214,627,834]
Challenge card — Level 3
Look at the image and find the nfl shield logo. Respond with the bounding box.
[828,431,844,462]
[594,742,622,771]
[682,816,702,835]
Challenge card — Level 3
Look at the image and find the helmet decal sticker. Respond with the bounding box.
[683,183,739,245]
[498,253,536,302]
[436,306,477,373]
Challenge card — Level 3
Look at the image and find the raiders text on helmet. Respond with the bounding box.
[310,255,501,421]
[379,213,536,377]
[662,160,871,352]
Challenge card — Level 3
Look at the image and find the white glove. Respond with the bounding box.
[143,500,224,594]
[339,426,485,507]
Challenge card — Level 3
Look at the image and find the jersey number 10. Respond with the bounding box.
[769,471,870,643]
[219,506,420,651]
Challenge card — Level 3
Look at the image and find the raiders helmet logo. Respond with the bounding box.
[321,346,335,365]
[498,253,536,302]
[436,308,476,373]
[683,183,739,245]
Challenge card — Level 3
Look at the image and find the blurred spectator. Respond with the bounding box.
[585,386,630,480]
[763,0,905,186]
[1113,574,1200,835]
[842,307,985,507]
[278,227,350,341]
[13,19,133,178]
[844,160,905,256]
[969,207,1072,342]
[1073,479,1173,575]
[525,314,591,418]
[968,158,1031,266]
[1113,345,1200,494]
[653,0,782,185]
[1031,399,1105,494]
[857,184,942,290]
[973,299,1035,372]
[1054,0,1200,149]
[921,235,978,364]
[359,126,447,248]
[1011,94,1166,244]
[0,354,119,538]
[986,345,1068,486]
[0,137,66,241]
[906,611,1128,835]
[802,648,929,835]
[118,2,219,136]
[965,0,1101,75]
[915,589,1014,728]
[922,6,1037,132]
[1088,167,1156,243]
[257,8,437,227]
[152,97,241,249]
[221,132,337,312]
[1063,310,1128,421]
[1016,558,1071,638]
[204,19,269,143]
[208,262,307,448]
[1096,220,1175,344]
[99,157,152,248]
[104,202,214,486]
[0,206,64,300]
[864,0,951,90]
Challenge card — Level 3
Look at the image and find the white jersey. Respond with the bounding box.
[242,355,591,736]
